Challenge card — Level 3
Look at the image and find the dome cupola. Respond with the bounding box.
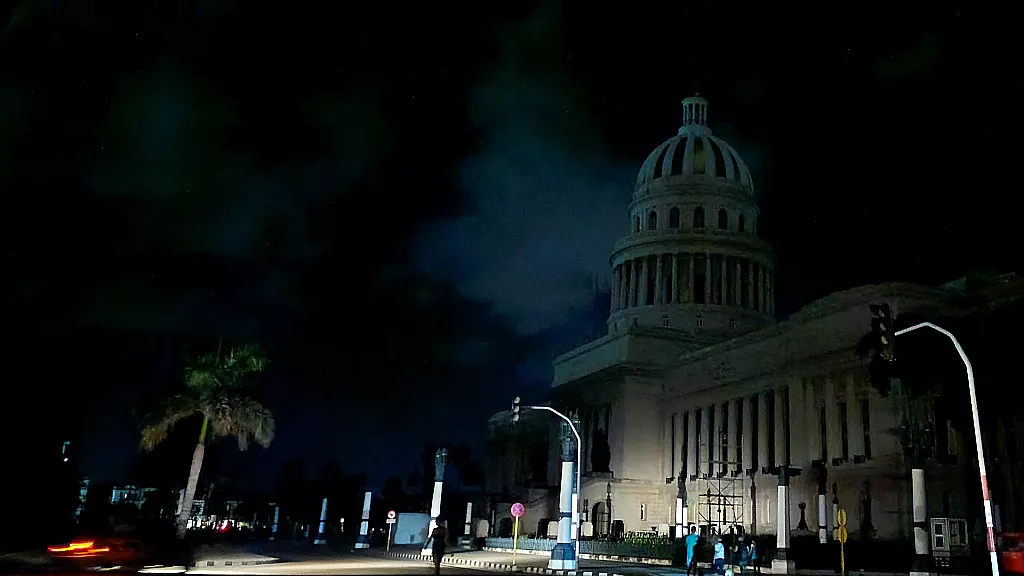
[607,95,776,341]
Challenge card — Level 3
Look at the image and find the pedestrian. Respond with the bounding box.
[737,537,749,574]
[713,536,726,574]
[685,525,700,576]
[430,519,448,576]
[749,540,760,574]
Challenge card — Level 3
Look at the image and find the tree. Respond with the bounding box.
[140,342,275,538]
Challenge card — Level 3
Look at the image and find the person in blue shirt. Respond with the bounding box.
[684,525,700,575]
[713,536,726,574]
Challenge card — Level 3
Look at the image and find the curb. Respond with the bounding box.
[194,558,280,568]
[378,550,629,576]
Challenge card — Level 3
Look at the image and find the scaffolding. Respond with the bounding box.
[696,429,745,537]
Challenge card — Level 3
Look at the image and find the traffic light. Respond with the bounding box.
[869,303,895,361]
[511,396,521,423]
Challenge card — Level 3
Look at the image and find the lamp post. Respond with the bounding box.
[511,399,582,563]
[894,321,998,576]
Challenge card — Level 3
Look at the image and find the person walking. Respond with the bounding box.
[749,540,760,574]
[685,525,701,576]
[713,536,726,574]
[430,520,449,576]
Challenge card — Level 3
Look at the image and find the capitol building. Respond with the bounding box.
[484,95,1020,568]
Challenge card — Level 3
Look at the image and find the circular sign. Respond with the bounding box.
[837,525,848,544]
[837,508,847,527]
[511,503,525,518]
[387,510,396,520]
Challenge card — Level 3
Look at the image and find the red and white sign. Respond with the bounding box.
[387,510,397,519]
[511,502,525,518]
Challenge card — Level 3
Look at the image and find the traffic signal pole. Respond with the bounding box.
[894,321,999,576]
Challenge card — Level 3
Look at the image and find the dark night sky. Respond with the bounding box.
[4,3,1022,491]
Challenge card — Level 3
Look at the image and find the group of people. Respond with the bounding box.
[684,525,760,575]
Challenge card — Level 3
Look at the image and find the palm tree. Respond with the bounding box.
[140,342,275,538]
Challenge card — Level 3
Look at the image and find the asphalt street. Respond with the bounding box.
[187,554,495,575]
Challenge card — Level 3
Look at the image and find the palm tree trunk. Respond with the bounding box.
[176,416,209,539]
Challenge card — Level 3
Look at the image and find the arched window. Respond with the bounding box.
[718,208,728,230]
[647,210,658,230]
[738,215,746,233]
[634,215,641,233]
[669,207,680,228]
[693,207,705,229]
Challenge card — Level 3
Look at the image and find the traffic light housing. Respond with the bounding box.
[869,303,895,361]
[511,396,521,423]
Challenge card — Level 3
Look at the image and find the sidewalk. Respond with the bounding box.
[380,547,664,576]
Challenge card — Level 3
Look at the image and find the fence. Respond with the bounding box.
[483,536,674,560]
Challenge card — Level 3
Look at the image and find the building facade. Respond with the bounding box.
[486,96,1019,553]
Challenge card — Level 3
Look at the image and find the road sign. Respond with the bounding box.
[386,518,397,524]
[511,502,525,518]
[838,525,848,543]
[387,510,396,519]
[837,508,847,527]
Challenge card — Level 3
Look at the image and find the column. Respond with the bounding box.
[747,260,755,310]
[686,410,697,479]
[717,403,727,476]
[314,498,329,545]
[639,257,649,306]
[699,407,710,477]
[355,491,371,548]
[464,502,473,540]
[805,379,821,463]
[611,266,621,312]
[719,255,727,306]
[727,399,738,474]
[788,381,806,467]
[759,265,766,313]
[270,505,280,540]
[757,392,770,474]
[422,449,447,555]
[824,378,840,464]
[704,254,712,304]
[687,254,695,302]
[655,255,664,304]
[742,396,754,474]
[549,423,577,570]
[912,469,929,575]
[774,387,787,467]
[768,268,775,316]
[628,261,638,308]
[846,375,865,459]
[663,411,674,480]
[735,259,743,306]
[585,409,595,474]
[671,253,680,303]
[619,264,629,309]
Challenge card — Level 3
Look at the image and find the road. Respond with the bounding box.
[187,554,496,575]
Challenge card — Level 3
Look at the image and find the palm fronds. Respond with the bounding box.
[140,394,201,452]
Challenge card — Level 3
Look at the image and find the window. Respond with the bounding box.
[647,210,658,230]
[662,315,670,327]
[640,503,647,522]
[682,412,689,479]
[839,402,849,462]
[861,398,872,459]
[669,207,680,228]
[718,208,728,230]
[696,314,704,328]
[738,215,745,232]
[693,207,705,229]
[634,216,641,233]
[819,406,828,463]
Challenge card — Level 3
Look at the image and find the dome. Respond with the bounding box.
[634,95,754,195]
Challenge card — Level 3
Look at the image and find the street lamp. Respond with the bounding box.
[511,398,582,562]
[894,321,999,576]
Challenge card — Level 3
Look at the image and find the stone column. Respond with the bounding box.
[314,498,329,545]
[619,264,629,310]
[464,502,473,540]
[911,468,930,576]
[774,467,799,573]
[686,410,697,479]
[421,448,448,555]
[655,255,664,304]
[628,261,638,308]
[639,257,649,306]
[355,491,371,549]
[611,266,620,312]
[846,375,865,459]
[687,254,695,302]
[676,472,688,538]
[742,396,754,474]
[585,409,594,474]
[805,380,821,463]
[270,505,280,540]
[769,268,775,316]
[774,388,788,467]
[720,256,728,306]
[747,260,755,310]
[825,378,840,464]
[788,382,805,467]
[816,465,828,544]
[671,253,680,303]
[735,259,743,306]
[727,399,738,475]
[663,411,674,480]
[759,266,766,313]
[700,407,710,477]
[757,392,770,474]
[549,419,578,570]
[704,254,712,304]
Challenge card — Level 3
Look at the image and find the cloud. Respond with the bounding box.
[416,1,635,335]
